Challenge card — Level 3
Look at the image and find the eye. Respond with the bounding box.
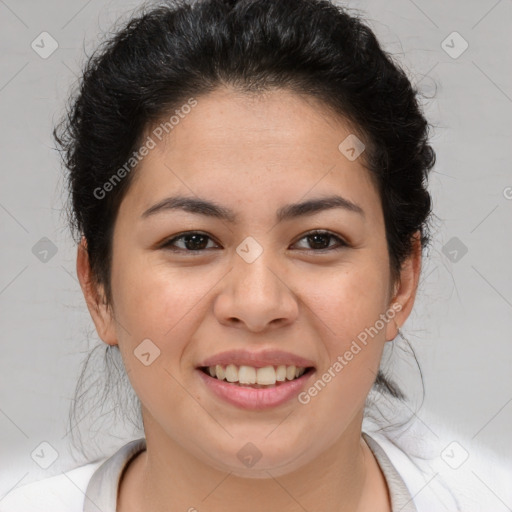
[160,231,220,252]
[291,230,347,252]
[159,229,347,253]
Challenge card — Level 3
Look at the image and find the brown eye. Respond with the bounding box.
[161,232,219,252]
[160,230,347,254]
[292,230,347,251]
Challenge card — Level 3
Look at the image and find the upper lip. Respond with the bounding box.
[197,349,316,369]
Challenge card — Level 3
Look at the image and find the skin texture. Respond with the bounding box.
[77,87,421,512]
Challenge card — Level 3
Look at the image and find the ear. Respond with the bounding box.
[76,236,118,346]
[385,230,422,341]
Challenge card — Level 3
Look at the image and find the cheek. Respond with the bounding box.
[308,260,391,342]
[112,258,216,340]
[110,263,216,417]
[110,259,228,403]
[302,261,391,397]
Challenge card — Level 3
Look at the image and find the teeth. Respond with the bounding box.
[225,364,238,383]
[286,365,296,380]
[215,364,225,380]
[205,364,307,385]
[256,366,276,385]
[238,365,256,384]
[276,365,287,381]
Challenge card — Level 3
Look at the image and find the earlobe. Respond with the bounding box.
[76,236,118,346]
[384,303,402,342]
[385,231,422,342]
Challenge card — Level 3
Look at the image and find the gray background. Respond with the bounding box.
[1,0,511,506]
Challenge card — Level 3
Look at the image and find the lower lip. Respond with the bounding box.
[196,369,315,410]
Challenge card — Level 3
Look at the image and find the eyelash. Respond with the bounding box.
[160,230,348,253]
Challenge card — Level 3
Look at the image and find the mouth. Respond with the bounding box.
[195,349,317,409]
[198,364,315,389]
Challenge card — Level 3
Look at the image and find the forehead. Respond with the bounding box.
[122,87,381,224]
[149,87,360,159]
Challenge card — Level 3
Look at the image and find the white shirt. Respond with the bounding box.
[1,417,509,511]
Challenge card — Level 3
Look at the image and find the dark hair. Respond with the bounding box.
[54,0,436,454]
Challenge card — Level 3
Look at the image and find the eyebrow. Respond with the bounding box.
[141,194,365,222]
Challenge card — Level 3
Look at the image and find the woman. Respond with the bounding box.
[2,0,466,510]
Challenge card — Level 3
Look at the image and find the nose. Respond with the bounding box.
[213,249,299,333]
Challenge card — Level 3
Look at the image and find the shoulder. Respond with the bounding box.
[1,438,147,512]
[365,428,460,511]
[0,460,104,512]
[363,413,512,512]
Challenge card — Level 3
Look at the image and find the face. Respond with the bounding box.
[79,87,420,478]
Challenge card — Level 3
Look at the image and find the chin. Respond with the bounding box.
[201,442,315,479]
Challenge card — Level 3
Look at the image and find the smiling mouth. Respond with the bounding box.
[199,364,315,388]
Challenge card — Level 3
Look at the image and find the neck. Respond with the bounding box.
[119,411,390,512]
